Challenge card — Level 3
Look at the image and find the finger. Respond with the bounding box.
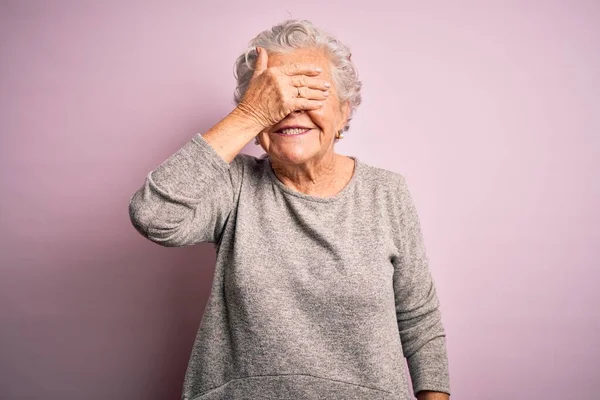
[297,86,329,100]
[290,76,331,91]
[291,99,324,111]
[281,62,322,76]
[253,47,268,78]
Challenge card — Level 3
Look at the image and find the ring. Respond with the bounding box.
[297,86,301,98]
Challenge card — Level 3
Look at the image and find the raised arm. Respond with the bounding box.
[127,115,255,247]
[392,175,450,398]
[128,46,329,246]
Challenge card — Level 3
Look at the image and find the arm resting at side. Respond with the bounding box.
[392,175,451,397]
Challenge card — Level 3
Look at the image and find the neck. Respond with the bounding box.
[269,152,340,196]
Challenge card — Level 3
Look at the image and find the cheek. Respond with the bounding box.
[307,103,339,132]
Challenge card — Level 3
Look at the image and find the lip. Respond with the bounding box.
[273,126,313,136]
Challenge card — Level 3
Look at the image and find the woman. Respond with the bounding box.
[129,20,450,400]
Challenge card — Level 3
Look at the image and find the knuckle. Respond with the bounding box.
[280,91,288,103]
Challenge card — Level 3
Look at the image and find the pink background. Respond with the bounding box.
[1,1,599,399]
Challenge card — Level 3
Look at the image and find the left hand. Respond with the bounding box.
[416,391,450,400]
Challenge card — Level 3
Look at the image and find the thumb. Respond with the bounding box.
[253,46,268,78]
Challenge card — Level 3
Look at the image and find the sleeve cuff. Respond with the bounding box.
[407,336,451,396]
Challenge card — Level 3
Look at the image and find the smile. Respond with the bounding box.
[274,128,312,136]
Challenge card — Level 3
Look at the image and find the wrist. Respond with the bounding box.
[231,103,267,133]
[416,391,450,400]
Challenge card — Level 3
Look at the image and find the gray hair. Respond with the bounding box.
[233,19,362,133]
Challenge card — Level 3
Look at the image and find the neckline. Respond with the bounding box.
[265,155,360,203]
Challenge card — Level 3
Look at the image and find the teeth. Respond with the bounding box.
[280,128,309,135]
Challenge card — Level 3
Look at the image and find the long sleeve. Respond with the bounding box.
[392,175,450,396]
[128,132,244,247]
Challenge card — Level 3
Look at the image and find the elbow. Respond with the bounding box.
[128,192,182,247]
[397,285,447,358]
[128,191,150,237]
[145,226,192,247]
[399,307,446,358]
[411,313,446,356]
[128,192,200,247]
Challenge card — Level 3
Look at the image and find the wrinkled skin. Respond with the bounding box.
[238,46,353,195]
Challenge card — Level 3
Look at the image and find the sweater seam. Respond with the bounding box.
[187,372,397,399]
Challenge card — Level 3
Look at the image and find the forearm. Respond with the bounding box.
[416,391,450,400]
[201,106,264,163]
[405,335,450,396]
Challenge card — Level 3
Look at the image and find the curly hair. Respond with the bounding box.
[233,19,362,133]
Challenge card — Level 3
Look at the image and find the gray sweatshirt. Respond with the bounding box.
[128,132,450,400]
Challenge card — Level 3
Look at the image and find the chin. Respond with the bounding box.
[271,147,316,165]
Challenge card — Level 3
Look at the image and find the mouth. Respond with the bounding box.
[273,126,313,136]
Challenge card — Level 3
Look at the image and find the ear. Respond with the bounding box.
[253,46,268,78]
[338,100,351,131]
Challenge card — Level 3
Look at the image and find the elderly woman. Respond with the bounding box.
[129,19,450,400]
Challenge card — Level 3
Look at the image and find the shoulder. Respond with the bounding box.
[357,159,409,195]
[357,159,418,218]
[230,151,269,173]
[228,152,271,187]
[358,161,423,236]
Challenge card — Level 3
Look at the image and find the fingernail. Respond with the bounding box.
[324,81,331,87]
[315,67,322,72]
[323,91,329,96]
